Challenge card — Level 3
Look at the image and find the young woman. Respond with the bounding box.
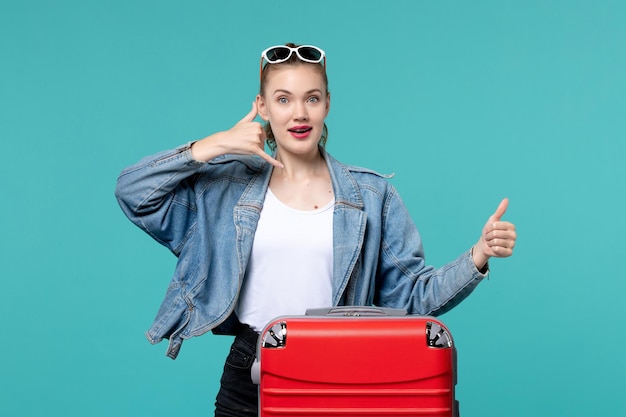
[115,43,517,416]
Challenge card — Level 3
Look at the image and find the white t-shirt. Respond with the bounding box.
[235,188,334,332]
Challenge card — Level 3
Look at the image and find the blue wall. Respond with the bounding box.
[1,1,624,416]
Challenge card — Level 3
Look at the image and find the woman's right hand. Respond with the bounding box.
[190,102,283,167]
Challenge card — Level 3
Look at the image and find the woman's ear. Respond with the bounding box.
[325,92,331,116]
[256,95,269,121]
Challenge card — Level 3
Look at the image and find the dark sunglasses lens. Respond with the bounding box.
[266,47,291,62]
[299,47,322,61]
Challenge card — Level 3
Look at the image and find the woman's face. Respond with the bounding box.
[257,64,330,157]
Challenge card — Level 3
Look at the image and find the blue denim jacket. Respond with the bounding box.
[115,144,487,359]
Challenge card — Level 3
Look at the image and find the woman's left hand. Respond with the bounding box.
[472,198,517,270]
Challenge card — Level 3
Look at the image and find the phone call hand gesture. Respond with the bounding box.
[191,102,283,167]
[472,198,517,270]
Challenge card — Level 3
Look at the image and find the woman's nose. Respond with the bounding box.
[293,102,308,121]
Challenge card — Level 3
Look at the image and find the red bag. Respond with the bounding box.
[251,307,459,417]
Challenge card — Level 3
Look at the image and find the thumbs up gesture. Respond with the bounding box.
[472,198,517,270]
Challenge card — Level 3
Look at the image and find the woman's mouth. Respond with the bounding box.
[288,126,312,139]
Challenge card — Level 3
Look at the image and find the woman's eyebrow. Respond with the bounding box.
[272,88,323,95]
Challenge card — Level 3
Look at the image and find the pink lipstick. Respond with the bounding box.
[288,125,313,139]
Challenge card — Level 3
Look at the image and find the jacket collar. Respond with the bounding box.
[322,148,365,211]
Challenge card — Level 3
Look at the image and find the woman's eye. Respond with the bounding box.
[278,97,288,104]
[308,96,319,103]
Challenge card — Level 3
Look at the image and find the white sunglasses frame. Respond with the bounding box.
[259,45,326,79]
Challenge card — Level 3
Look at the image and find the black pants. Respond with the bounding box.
[214,324,259,417]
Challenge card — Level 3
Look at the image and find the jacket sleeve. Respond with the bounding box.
[374,186,488,316]
[114,144,207,255]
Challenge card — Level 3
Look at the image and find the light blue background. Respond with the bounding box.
[1,1,624,416]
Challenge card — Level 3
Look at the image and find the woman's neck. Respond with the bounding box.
[269,148,333,211]
[272,148,326,181]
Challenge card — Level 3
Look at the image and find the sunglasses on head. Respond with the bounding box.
[260,45,326,79]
